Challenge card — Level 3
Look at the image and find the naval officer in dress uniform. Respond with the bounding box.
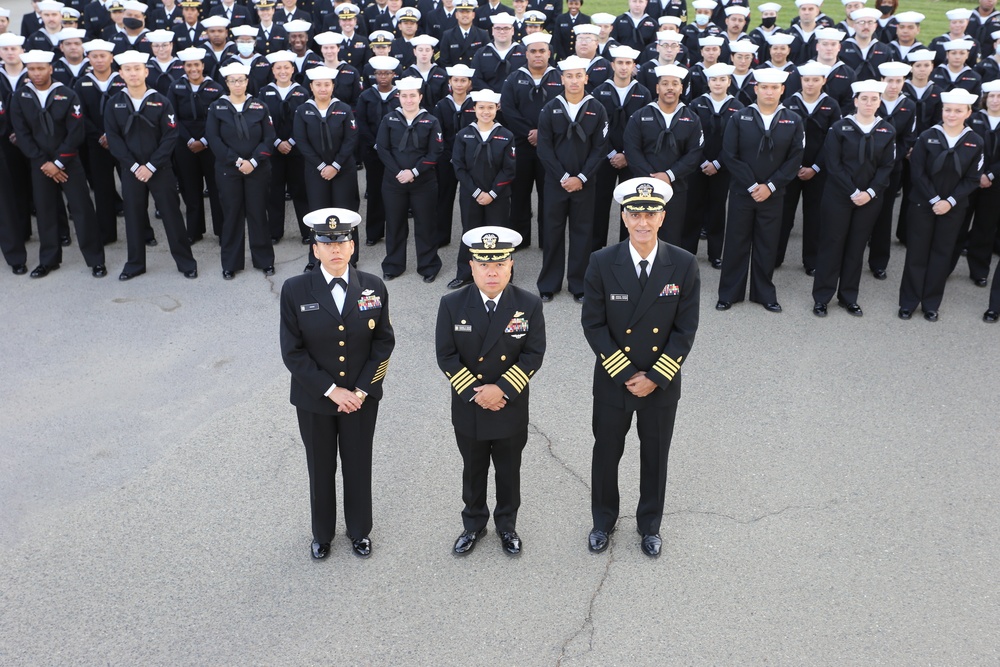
[581,177,700,558]
[279,208,395,560]
[436,226,546,556]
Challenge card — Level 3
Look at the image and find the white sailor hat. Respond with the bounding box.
[991,29,1000,41]
[0,8,11,18]
[410,34,439,47]
[757,2,781,11]
[573,23,600,35]
[470,89,501,104]
[656,30,683,43]
[557,55,590,70]
[850,7,881,20]
[945,8,973,20]
[893,11,924,23]
[654,63,688,79]
[231,25,259,38]
[200,15,230,28]
[797,60,831,76]
[814,27,846,41]
[0,33,25,47]
[56,28,87,41]
[521,32,552,45]
[943,39,971,51]
[217,61,250,78]
[906,49,936,61]
[753,67,790,83]
[265,49,295,63]
[704,62,735,77]
[176,46,207,60]
[145,29,175,42]
[314,31,346,45]
[305,65,337,80]
[462,226,522,261]
[940,89,978,105]
[304,208,361,243]
[446,64,475,77]
[608,45,641,60]
[82,38,115,52]
[766,32,795,45]
[728,40,759,53]
[699,35,725,47]
[982,80,1000,93]
[658,15,683,25]
[851,79,886,94]
[281,19,311,33]
[122,0,146,12]
[877,61,910,77]
[37,1,65,12]
[725,5,751,15]
[113,50,149,65]
[692,0,717,10]
[794,0,822,6]
[590,12,616,24]
[396,7,420,20]
[368,55,400,70]
[395,76,423,90]
[490,13,515,24]
[614,177,673,210]
[368,29,394,45]
[20,50,55,64]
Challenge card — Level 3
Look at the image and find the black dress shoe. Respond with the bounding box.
[262,266,275,276]
[573,293,585,303]
[365,237,381,246]
[383,272,398,280]
[146,237,158,246]
[223,270,235,280]
[838,300,863,317]
[351,536,372,558]
[540,292,554,302]
[30,264,57,278]
[984,310,999,323]
[422,272,437,284]
[871,268,887,280]
[639,532,662,558]
[923,310,938,322]
[118,269,146,281]
[447,277,472,289]
[270,237,280,246]
[715,300,732,310]
[303,263,315,273]
[188,234,203,245]
[972,276,988,287]
[453,527,487,555]
[60,235,71,247]
[301,236,311,245]
[813,302,827,317]
[710,258,722,269]
[763,302,782,313]
[898,307,912,320]
[497,530,521,555]
[92,264,107,278]
[804,267,816,276]
[588,527,614,553]
[12,264,27,275]
[183,269,198,279]
[311,541,330,560]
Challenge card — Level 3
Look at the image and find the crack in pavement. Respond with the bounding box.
[666,499,839,525]
[528,421,590,491]
[557,538,615,666]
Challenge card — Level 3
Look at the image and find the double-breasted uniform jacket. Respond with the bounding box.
[437,25,489,67]
[581,239,700,409]
[336,33,370,70]
[470,42,527,93]
[254,23,290,55]
[9,82,85,168]
[473,2,514,32]
[205,95,276,168]
[782,92,841,173]
[721,104,805,193]
[167,76,225,147]
[435,283,546,440]
[622,102,704,190]
[822,116,897,199]
[293,98,359,171]
[908,125,984,210]
[551,12,590,60]
[452,122,517,198]
[535,94,609,182]
[280,267,395,415]
[591,79,652,160]
[687,93,744,171]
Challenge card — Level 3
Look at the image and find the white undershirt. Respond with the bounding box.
[851,115,877,134]
[275,82,293,99]
[882,96,902,114]
[989,115,1000,130]
[759,110,776,130]
[563,98,583,121]
[613,81,634,105]
[800,98,820,115]
[28,83,54,107]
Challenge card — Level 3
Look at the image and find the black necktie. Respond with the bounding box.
[331,277,347,291]
[486,299,496,320]
[638,259,648,290]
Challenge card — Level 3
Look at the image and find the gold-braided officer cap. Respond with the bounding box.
[303,208,362,243]
[614,177,673,212]
[462,226,523,262]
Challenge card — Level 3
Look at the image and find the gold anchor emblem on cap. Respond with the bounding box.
[325,214,340,226]
[482,233,498,249]
[637,183,653,198]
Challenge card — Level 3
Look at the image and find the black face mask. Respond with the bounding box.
[761,16,776,28]
[877,3,893,15]
[123,17,144,29]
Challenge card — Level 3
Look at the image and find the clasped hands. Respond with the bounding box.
[329,387,364,413]
[473,384,506,411]
[625,371,657,398]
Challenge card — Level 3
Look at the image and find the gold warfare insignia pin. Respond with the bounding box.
[368,318,375,330]
[482,233,498,249]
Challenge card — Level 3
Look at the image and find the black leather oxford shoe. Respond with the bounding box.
[311,541,330,560]
[813,302,827,317]
[60,235,72,247]
[30,264,58,278]
[351,536,372,558]
[923,310,938,322]
[715,300,732,311]
[984,310,998,323]
[223,270,235,280]
[588,526,615,553]
[183,269,198,279]
[871,268,887,280]
[540,292,553,302]
[12,264,28,275]
[453,527,486,555]
[573,293,585,303]
[146,237,158,246]
[422,272,437,284]
[365,238,381,246]
[804,267,816,276]
[262,266,275,277]
[710,258,722,269]
[383,272,398,281]
[497,530,521,556]
[898,308,912,320]
[838,301,863,317]
[118,268,145,281]
[447,277,472,289]
[92,264,107,278]
[639,532,662,558]
[763,302,782,313]
[972,277,988,287]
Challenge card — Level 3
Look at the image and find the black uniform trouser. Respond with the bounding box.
[268,150,309,241]
[812,192,881,306]
[948,192,979,275]
[435,157,458,247]
[82,139,122,245]
[30,159,105,269]
[456,428,528,533]
[454,187,511,281]
[591,398,678,536]
[537,180,595,296]
[657,190,693,253]
[899,200,965,313]
[0,147,26,267]
[896,159,912,244]
[381,171,441,278]
[303,165,360,266]
[175,143,224,239]
[989,261,1000,312]
[593,159,628,252]
[965,184,1000,281]
[361,145,386,242]
[296,401,378,543]
[508,139,545,249]
[778,171,825,270]
[217,162,274,272]
[121,166,196,274]
[685,169,730,263]
[1,136,34,241]
[867,165,903,272]
[718,188,784,305]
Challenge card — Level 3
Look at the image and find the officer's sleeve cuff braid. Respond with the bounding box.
[447,367,477,394]
[652,353,683,381]
[601,349,631,378]
[500,365,532,394]
[372,358,390,383]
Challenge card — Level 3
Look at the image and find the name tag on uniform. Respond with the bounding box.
[454,324,472,332]
[611,294,629,301]
[300,303,320,311]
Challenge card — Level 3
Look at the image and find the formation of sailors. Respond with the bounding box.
[2,0,1000,321]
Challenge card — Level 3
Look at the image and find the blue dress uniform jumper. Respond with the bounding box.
[259,81,312,242]
[868,93,917,274]
[431,94,477,248]
[355,85,400,243]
